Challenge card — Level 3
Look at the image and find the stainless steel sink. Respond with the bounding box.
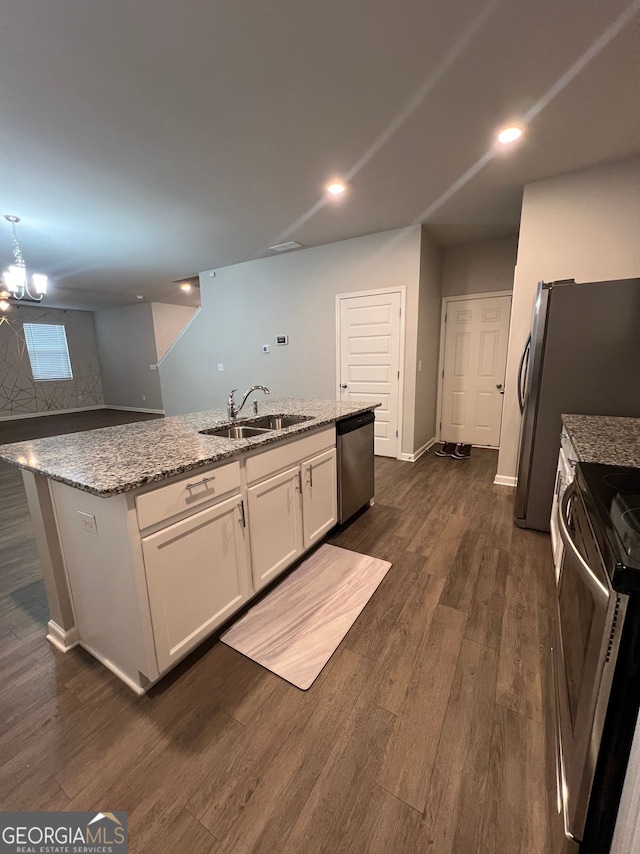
[200,425,272,439]
[248,415,314,430]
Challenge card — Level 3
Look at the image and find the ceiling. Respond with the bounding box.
[1,0,638,310]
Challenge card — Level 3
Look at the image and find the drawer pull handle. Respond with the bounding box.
[308,464,313,488]
[186,475,216,490]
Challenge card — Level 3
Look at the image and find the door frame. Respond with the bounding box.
[335,286,406,460]
[436,290,512,448]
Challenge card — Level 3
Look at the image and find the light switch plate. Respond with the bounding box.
[217,363,224,371]
[262,345,270,353]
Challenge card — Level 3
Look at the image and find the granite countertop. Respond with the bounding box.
[0,398,379,497]
[562,414,640,468]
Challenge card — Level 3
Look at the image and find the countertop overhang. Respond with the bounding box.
[562,414,640,468]
[0,399,379,497]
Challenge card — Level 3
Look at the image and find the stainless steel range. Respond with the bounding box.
[551,462,640,853]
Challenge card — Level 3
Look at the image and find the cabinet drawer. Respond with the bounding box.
[136,460,241,530]
[245,426,335,485]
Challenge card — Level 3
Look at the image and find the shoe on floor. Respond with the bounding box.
[452,443,472,460]
[435,442,457,457]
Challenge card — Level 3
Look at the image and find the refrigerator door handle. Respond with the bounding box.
[517,334,531,414]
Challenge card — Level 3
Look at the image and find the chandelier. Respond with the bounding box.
[0,215,48,313]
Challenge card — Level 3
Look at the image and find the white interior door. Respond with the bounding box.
[440,295,511,447]
[338,291,402,458]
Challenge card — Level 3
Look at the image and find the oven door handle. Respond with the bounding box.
[559,484,609,606]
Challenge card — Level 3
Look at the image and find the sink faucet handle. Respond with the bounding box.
[227,389,239,419]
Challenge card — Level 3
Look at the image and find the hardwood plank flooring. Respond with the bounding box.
[0,407,162,444]
[0,423,553,854]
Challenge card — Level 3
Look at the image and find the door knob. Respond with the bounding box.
[496,383,504,395]
[341,383,348,389]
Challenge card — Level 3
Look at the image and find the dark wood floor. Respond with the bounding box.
[0,407,162,444]
[0,414,554,854]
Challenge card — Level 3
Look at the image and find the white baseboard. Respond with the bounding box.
[494,474,517,487]
[105,405,165,414]
[398,436,438,463]
[46,620,80,652]
[79,641,149,695]
[0,405,104,422]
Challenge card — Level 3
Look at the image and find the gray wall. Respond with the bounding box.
[497,155,640,482]
[94,303,163,411]
[159,225,430,456]
[414,227,443,450]
[441,236,518,297]
[0,304,103,418]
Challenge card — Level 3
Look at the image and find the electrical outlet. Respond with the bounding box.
[418,360,422,371]
[142,395,146,401]
[262,345,270,354]
[217,363,224,371]
[78,511,98,536]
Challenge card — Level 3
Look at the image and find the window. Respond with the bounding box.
[23,323,73,381]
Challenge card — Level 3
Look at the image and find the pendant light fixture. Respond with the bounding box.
[1,215,48,312]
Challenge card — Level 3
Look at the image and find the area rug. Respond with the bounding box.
[221,544,392,689]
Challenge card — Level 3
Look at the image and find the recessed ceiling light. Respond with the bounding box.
[136,295,144,300]
[326,181,347,196]
[497,126,523,145]
[179,283,192,292]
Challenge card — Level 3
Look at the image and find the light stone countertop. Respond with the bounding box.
[0,398,379,497]
[562,414,640,468]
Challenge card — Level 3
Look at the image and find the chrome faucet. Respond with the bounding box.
[227,385,270,420]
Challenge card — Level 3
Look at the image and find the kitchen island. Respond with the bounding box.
[0,398,378,693]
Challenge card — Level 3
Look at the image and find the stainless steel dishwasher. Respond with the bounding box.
[336,410,375,523]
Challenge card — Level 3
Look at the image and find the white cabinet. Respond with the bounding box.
[142,492,249,672]
[248,466,303,592]
[302,448,337,549]
[550,429,578,581]
[49,424,341,692]
[247,446,338,592]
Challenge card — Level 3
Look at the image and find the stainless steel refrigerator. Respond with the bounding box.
[515,277,640,531]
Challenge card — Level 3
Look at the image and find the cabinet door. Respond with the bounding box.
[302,448,337,549]
[247,466,302,592]
[142,493,248,673]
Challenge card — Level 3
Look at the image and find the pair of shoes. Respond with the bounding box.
[452,443,471,460]
[435,442,457,457]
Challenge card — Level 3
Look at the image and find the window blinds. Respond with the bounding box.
[23,323,73,381]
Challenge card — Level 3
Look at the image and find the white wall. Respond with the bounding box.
[159,225,430,456]
[414,228,443,451]
[94,303,163,411]
[441,236,518,297]
[151,303,198,361]
[496,156,640,483]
